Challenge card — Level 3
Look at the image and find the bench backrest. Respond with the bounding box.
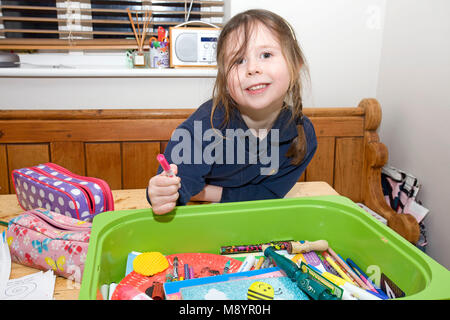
[0,99,379,203]
[0,99,421,243]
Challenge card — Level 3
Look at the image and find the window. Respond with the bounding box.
[0,0,224,50]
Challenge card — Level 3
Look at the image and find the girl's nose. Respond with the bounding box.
[246,58,262,76]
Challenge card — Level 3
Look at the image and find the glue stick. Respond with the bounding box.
[237,255,256,272]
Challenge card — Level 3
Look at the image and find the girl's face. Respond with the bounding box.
[225,22,291,115]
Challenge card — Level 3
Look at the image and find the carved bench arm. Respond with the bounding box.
[360,99,420,244]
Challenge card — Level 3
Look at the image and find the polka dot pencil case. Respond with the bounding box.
[12,163,114,222]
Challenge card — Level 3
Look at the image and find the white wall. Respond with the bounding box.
[376,0,450,269]
[0,75,215,109]
[228,0,386,107]
[0,0,386,109]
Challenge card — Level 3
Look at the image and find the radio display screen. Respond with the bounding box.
[200,37,218,42]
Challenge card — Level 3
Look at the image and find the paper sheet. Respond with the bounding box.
[1,270,56,300]
[0,232,11,296]
[0,231,56,300]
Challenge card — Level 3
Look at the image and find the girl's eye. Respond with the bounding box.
[236,57,246,65]
[261,52,272,59]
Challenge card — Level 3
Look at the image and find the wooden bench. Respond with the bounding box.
[0,98,420,243]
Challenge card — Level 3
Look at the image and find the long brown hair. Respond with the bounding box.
[211,9,310,165]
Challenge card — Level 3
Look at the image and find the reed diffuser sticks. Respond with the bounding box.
[127,8,152,54]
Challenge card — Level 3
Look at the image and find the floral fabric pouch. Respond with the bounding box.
[6,208,91,283]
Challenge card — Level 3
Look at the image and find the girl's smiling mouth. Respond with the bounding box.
[245,83,271,94]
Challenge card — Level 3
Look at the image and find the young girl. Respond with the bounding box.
[147,9,317,215]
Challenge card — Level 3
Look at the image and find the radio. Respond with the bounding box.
[169,26,221,68]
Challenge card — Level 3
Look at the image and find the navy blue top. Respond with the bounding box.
[147,99,317,205]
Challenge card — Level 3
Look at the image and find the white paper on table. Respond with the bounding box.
[0,270,56,300]
[0,232,11,296]
[0,231,56,300]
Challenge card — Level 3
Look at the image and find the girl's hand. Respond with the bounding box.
[147,164,181,215]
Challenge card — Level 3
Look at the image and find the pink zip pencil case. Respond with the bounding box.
[7,208,91,282]
[12,163,114,221]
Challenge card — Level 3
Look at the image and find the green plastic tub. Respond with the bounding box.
[79,195,450,300]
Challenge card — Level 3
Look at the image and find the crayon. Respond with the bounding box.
[261,256,272,269]
[328,248,368,289]
[254,257,265,270]
[322,251,355,284]
[317,252,340,276]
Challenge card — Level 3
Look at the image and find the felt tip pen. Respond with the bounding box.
[340,255,377,293]
[317,270,383,300]
[335,252,370,290]
[306,264,357,301]
[157,154,175,177]
[346,258,389,299]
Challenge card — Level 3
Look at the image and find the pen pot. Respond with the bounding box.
[149,41,169,68]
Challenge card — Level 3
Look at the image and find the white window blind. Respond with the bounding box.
[0,0,224,50]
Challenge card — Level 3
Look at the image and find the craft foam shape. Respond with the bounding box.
[133,252,169,276]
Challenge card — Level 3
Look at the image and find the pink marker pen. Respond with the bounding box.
[157,154,175,177]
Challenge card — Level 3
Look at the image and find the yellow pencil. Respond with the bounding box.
[323,251,355,284]
[254,257,265,270]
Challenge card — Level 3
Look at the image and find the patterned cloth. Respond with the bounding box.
[7,208,91,282]
[381,165,428,251]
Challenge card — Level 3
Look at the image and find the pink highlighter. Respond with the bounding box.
[157,154,175,177]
